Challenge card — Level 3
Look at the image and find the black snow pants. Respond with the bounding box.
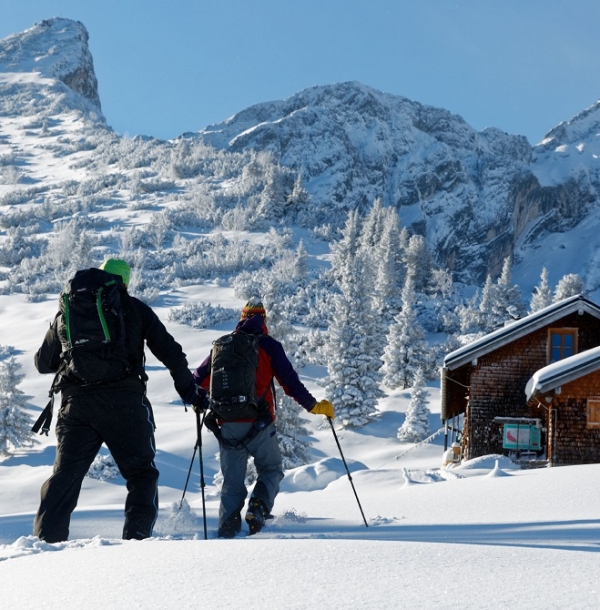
[33,389,159,542]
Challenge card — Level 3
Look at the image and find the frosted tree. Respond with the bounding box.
[292,240,309,286]
[358,198,385,253]
[397,368,431,443]
[325,211,384,426]
[458,290,483,335]
[530,267,552,313]
[381,273,431,389]
[426,267,460,333]
[469,257,525,333]
[287,172,310,207]
[490,257,525,324]
[553,273,584,302]
[0,348,36,458]
[47,219,93,281]
[371,207,404,322]
[275,393,312,469]
[325,291,382,427]
[256,163,288,221]
[262,282,312,467]
[405,234,433,293]
[329,210,361,293]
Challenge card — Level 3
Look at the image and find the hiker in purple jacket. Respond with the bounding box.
[194,298,334,537]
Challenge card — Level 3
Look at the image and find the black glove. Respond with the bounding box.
[191,387,210,413]
[182,381,208,411]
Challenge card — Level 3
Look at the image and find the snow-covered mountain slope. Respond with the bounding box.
[2,17,600,289]
[198,82,535,281]
[0,18,111,207]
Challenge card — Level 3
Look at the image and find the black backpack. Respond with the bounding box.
[209,331,262,421]
[56,267,131,385]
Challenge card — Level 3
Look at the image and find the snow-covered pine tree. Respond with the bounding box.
[458,290,483,335]
[86,453,120,481]
[287,172,310,207]
[325,211,384,427]
[381,273,431,389]
[47,219,93,283]
[371,206,404,322]
[325,291,382,427]
[405,234,433,294]
[553,273,584,302]
[358,197,385,254]
[426,267,460,333]
[470,257,524,333]
[256,162,288,221]
[329,209,361,293]
[292,240,309,287]
[397,368,431,442]
[490,256,525,325]
[530,267,552,313]
[262,281,312,468]
[0,348,36,457]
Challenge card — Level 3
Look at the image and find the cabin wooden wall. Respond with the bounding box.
[463,312,600,460]
[548,369,600,465]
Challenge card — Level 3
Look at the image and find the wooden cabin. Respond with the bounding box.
[526,346,600,465]
[441,295,600,465]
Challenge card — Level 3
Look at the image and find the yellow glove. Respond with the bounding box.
[310,399,335,419]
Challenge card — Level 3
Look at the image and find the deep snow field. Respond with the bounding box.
[0,291,599,610]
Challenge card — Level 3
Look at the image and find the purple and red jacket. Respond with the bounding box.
[193,314,317,421]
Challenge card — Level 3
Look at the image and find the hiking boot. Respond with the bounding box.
[217,511,242,539]
[245,498,268,535]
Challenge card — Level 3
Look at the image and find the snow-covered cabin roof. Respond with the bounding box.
[444,294,600,371]
[525,345,600,400]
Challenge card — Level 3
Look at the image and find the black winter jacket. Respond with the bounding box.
[35,293,193,400]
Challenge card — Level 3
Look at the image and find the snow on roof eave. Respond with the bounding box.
[444,294,600,371]
[525,345,600,401]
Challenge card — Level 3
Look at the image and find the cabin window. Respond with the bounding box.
[587,398,600,429]
[547,328,578,363]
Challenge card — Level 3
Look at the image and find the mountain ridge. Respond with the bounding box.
[2,18,600,287]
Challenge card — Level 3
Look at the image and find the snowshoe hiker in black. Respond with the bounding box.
[218,510,242,539]
[245,497,269,535]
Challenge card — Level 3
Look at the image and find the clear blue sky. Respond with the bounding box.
[3,1,600,143]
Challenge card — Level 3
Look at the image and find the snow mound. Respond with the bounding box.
[485,459,512,478]
[456,454,518,471]
[281,457,367,492]
[0,535,120,561]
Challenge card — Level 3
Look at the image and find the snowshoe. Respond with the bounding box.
[218,511,242,539]
[245,497,268,535]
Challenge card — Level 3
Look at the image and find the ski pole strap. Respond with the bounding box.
[32,395,55,436]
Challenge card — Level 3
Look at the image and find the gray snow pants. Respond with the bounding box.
[218,421,284,528]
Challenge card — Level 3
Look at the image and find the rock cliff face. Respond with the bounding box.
[0,17,101,110]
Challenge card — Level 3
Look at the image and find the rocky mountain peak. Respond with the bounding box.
[0,17,101,109]
[199,81,533,280]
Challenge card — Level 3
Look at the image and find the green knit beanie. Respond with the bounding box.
[100,258,131,286]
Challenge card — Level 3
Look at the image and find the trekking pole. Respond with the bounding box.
[328,417,368,527]
[179,442,198,509]
[195,408,208,540]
